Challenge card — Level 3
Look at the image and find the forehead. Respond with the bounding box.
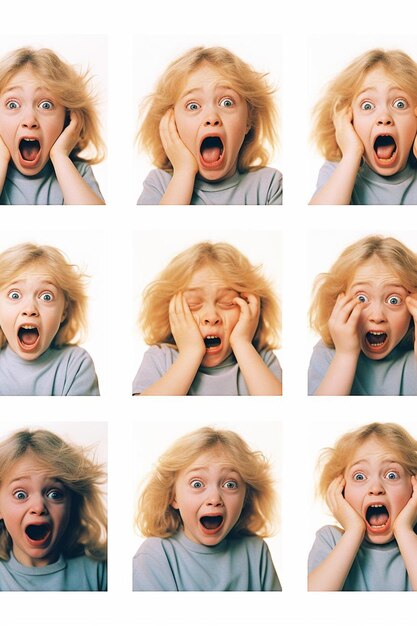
[2,66,47,93]
[347,437,399,467]
[2,450,50,482]
[178,62,236,95]
[180,448,237,473]
[186,265,232,290]
[357,66,403,92]
[348,257,404,287]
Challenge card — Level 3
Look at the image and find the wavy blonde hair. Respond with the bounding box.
[0,429,107,561]
[140,241,281,351]
[317,422,417,501]
[0,242,89,349]
[0,47,105,164]
[310,235,417,348]
[135,427,277,539]
[138,46,277,172]
[312,48,417,166]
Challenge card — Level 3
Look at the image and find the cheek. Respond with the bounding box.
[173,109,194,148]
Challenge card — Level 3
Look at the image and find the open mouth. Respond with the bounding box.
[18,325,40,350]
[19,138,41,164]
[365,331,387,350]
[366,504,389,531]
[373,135,397,162]
[199,515,224,533]
[25,523,52,544]
[204,335,221,350]
[200,136,224,166]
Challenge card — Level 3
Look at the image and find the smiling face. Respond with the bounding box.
[0,66,66,175]
[0,262,67,361]
[351,66,417,176]
[183,265,241,367]
[171,448,246,546]
[346,256,411,360]
[0,451,71,566]
[344,437,412,544]
[173,63,250,182]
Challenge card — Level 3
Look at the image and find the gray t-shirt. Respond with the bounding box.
[137,167,282,205]
[0,553,106,591]
[133,530,281,591]
[308,525,412,591]
[308,340,417,396]
[0,160,104,205]
[132,344,282,395]
[316,160,417,205]
[0,344,100,396]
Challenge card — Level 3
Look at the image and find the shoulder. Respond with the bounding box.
[245,167,283,204]
[66,555,107,591]
[52,344,94,365]
[137,169,172,205]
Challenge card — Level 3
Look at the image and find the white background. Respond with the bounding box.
[1,0,417,625]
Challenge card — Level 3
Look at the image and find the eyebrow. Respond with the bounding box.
[184,465,239,474]
[184,287,238,295]
[179,83,239,100]
[348,458,401,469]
[355,86,409,99]
[2,85,52,96]
[8,475,64,485]
[350,281,407,290]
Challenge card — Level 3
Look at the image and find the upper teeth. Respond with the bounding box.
[20,325,36,329]
[23,138,36,141]
[370,504,383,508]
[369,332,384,335]
[206,335,218,339]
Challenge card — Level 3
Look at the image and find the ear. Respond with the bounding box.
[60,302,68,324]
[171,494,179,510]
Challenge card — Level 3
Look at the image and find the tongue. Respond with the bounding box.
[368,510,389,526]
[19,328,39,346]
[375,138,396,160]
[20,140,40,162]
[201,145,221,163]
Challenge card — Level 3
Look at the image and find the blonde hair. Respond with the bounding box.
[0,47,105,164]
[135,427,277,539]
[317,422,417,501]
[312,48,417,166]
[138,46,277,172]
[0,429,106,561]
[140,241,281,351]
[310,235,417,348]
[0,242,89,349]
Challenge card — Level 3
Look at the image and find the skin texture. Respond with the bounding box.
[309,66,417,204]
[313,256,416,395]
[171,449,246,546]
[158,62,250,204]
[309,437,417,591]
[0,263,67,361]
[139,264,282,396]
[0,66,104,205]
[0,451,71,567]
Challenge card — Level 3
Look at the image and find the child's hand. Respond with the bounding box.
[393,476,417,535]
[0,133,11,167]
[229,293,260,349]
[50,110,82,160]
[169,293,206,360]
[159,109,199,177]
[326,476,366,535]
[328,293,366,356]
[406,293,417,354]
[333,103,364,160]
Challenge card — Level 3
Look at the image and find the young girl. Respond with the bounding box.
[0,47,105,205]
[309,49,417,205]
[0,242,100,395]
[0,428,107,591]
[133,427,281,591]
[308,235,417,395]
[132,241,282,395]
[137,46,282,205]
[308,422,417,591]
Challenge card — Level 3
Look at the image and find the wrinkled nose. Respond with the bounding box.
[201,307,220,326]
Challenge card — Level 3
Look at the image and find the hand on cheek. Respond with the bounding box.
[159,109,198,176]
[328,293,365,356]
[0,132,11,167]
[332,103,364,160]
[229,293,260,349]
[393,476,417,535]
[50,110,82,159]
[405,294,417,354]
[169,292,205,358]
[326,476,365,535]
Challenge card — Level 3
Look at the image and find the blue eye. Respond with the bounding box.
[6,100,20,110]
[393,98,407,110]
[47,489,64,500]
[361,101,374,111]
[186,102,200,111]
[353,472,366,481]
[219,97,234,108]
[190,480,204,489]
[356,294,369,303]
[387,295,402,305]
[14,490,27,500]
[8,290,21,300]
[223,480,238,489]
[39,292,53,302]
[39,100,53,110]
[386,470,399,480]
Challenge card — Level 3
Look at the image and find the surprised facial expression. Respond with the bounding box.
[0,67,66,175]
[183,265,241,367]
[173,63,250,182]
[352,66,417,176]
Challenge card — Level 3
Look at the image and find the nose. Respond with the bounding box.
[366,300,386,324]
[21,108,39,130]
[21,297,39,317]
[368,478,385,495]
[203,104,221,127]
[200,303,220,326]
[30,494,47,515]
[205,485,223,506]
[376,107,393,126]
